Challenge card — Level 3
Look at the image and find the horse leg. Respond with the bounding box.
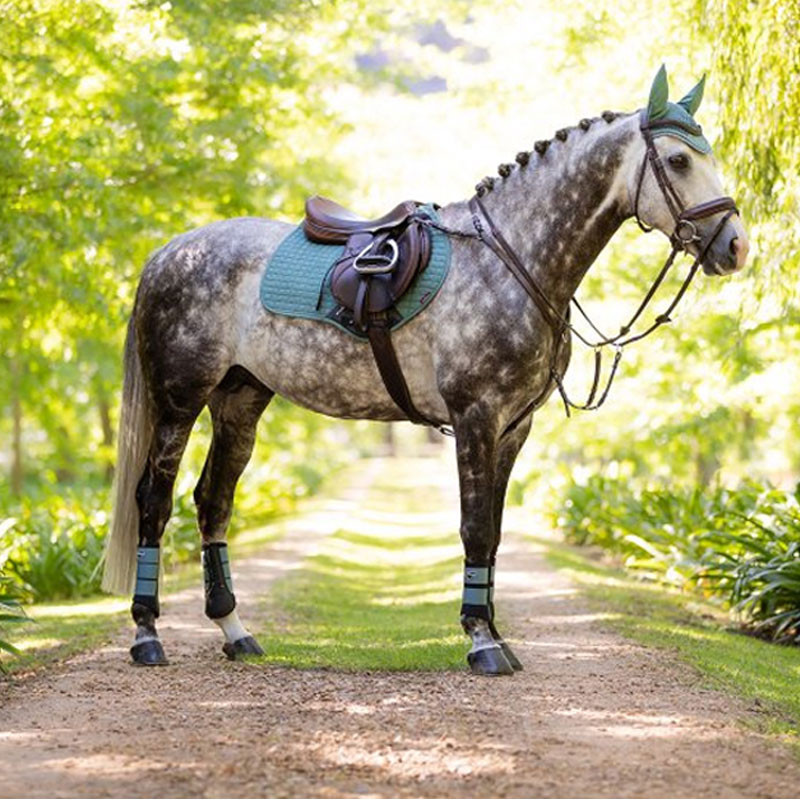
[131,408,203,665]
[194,368,274,660]
[485,414,533,671]
[453,406,515,676]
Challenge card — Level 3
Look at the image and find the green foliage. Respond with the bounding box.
[554,476,800,642]
[1,495,108,601]
[1,0,430,491]
[0,572,28,665]
[702,503,800,643]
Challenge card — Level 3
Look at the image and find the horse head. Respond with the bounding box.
[628,65,749,276]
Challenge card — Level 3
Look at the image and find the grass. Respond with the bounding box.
[254,459,469,671]
[1,519,285,676]
[3,594,130,675]
[542,537,800,741]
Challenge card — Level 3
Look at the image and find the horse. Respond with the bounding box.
[102,66,749,675]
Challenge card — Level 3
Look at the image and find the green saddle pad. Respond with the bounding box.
[259,206,451,338]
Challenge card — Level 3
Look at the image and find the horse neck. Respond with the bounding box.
[475,114,638,312]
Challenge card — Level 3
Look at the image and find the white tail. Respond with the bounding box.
[101,318,153,595]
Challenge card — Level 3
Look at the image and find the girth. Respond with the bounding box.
[302,197,443,430]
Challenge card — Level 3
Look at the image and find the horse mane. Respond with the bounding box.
[474,110,632,197]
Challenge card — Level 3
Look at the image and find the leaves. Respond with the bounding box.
[554,475,800,642]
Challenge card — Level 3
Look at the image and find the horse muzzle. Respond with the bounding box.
[696,215,749,276]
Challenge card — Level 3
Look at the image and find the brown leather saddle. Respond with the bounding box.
[302,195,438,428]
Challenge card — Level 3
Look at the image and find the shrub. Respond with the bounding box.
[554,476,800,642]
[0,570,28,666]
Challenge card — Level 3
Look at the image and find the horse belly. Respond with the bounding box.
[235,272,448,422]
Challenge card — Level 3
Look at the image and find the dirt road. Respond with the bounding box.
[2,456,799,798]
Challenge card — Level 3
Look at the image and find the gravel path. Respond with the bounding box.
[1,455,799,798]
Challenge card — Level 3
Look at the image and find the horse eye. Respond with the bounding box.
[668,153,690,170]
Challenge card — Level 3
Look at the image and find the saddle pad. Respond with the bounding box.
[259,206,451,339]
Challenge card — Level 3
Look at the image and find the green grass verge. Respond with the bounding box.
[1,521,284,676]
[255,465,468,671]
[3,595,130,675]
[542,537,800,740]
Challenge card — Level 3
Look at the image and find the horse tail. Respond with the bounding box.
[102,315,153,595]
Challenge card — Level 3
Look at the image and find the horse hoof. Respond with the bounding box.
[222,635,264,661]
[499,641,524,671]
[467,645,515,676]
[130,639,169,666]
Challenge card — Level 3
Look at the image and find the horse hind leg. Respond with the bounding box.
[193,367,274,660]
[131,406,205,665]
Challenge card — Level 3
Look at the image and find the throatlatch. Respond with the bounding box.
[461,563,495,621]
[133,545,160,616]
[203,542,236,619]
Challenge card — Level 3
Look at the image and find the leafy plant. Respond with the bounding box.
[554,476,800,642]
[0,571,28,666]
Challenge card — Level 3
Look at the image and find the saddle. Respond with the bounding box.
[302,195,437,428]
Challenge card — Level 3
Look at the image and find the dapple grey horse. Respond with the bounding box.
[103,66,748,674]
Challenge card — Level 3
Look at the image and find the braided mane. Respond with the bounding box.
[475,110,628,197]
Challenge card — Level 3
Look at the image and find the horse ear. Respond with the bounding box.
[678,74,706,115]
[647,64,669,119]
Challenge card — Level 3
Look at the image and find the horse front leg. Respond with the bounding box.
[453,405,515,676]
[132,410,201,665]
[485,414,533,671]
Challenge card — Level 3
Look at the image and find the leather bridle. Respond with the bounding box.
[460,109,740,431]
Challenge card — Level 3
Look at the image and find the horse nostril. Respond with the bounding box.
[729,237,739,256]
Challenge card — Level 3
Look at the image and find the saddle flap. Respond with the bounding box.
[330,225,429,320]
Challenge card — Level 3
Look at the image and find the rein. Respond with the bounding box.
[433,110,738,430]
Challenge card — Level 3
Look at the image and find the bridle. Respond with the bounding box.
[457,109,739,432]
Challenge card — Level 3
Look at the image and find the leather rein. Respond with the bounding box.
[448,109,739,432]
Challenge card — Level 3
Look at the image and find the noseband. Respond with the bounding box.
[456,110,740,429]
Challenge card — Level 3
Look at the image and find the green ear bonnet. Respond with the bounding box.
[645,64,711,154]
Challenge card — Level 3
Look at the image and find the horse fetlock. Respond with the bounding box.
[131,598,159,624]
[205,585,236,619]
